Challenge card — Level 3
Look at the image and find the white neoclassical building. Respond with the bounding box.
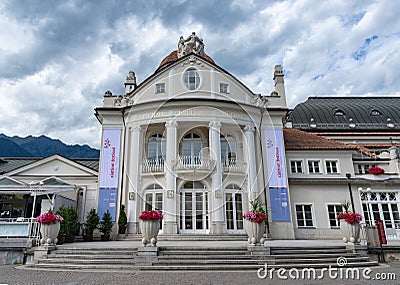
[94,34,294,238]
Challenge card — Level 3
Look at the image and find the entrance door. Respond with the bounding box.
[180,181,208,233]
[225,184,245,233]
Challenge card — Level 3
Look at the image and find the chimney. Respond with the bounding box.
[125,71,137,94]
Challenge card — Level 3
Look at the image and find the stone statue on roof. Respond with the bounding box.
[177,32,205,58]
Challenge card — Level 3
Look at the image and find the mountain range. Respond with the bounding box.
[0,134,99,158]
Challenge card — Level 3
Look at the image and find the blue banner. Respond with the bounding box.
[269,187,291,221]
[98,187,118,222]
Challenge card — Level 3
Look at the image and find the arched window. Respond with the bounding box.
[370,109,382,116]
[220,135,237,165]
[181,132,202,161]
[147,133,165,160]
[334,110,345,116]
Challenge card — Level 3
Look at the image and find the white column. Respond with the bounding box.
[127,125,142,234]
[243,124,258,202]
[164,120,178,234]
[209,121,225,234]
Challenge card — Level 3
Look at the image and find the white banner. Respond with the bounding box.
[265,129,288,188]
[99,129,121,188]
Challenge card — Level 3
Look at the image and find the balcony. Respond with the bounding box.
[223,159,247,173]
[173,156,215,171]
[142,158,165,173]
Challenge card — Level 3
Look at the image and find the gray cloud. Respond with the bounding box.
[0,0,399,148]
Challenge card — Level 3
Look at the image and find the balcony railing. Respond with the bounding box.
[223,159,247,173]
[142,158,165,173]
[173,156,215,171]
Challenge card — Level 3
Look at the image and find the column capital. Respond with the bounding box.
[209,121,221,130]
[165,120,178,128]
[243,124,255,132]
[130,125,143,133]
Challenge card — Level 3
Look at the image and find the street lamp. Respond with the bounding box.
[30,181,44,218]
[345,173,355,212]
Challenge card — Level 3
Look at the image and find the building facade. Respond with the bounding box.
[95,35,294,239]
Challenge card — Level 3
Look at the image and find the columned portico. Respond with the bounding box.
[243,125,258,202]
[127,125,143,233]
[209,121,225,233]
[164,120,178,233]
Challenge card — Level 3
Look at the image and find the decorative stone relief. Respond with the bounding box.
[251,93,269,109]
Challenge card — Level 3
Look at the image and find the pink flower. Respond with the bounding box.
[337,212,362,224]
[243,211,266,223]
[367,166,385,175]
[139,210,163,221]
[36,211,63,224]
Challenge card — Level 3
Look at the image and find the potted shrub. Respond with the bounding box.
[118,204,128,234]
[36,210,63,246]
[99,210,113,241]
[82,208,100,242]
[56,206,80,243]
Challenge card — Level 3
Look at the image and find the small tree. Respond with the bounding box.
[56,206,80,236]
[118,205,127,234]
[83,208,100,236]
[99,210,113,241]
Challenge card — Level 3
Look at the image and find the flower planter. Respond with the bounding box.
[140,220,160,246]
[83,234,93,242]
[340,220,361,244]
[118,225,127,234]
[244,219,265,245]
[101,234,110,241]
[65,234,75,243]
[40,222,61,246]
[56,234,66,245]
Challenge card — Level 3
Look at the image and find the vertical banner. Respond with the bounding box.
[265,129,291,221]
[98,129,121,222]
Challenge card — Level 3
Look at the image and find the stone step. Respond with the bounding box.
[271,249,350,255]
[53,250,136,255]
[31,260,379,271]
[46,254,136,259]
[119,234,248,241]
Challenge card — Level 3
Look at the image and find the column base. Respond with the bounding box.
[210,221,225,234]
[269,222,295,239]
[127,222,139,234]
[162,221,178,234]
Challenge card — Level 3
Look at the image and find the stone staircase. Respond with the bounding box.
[28,244,379,271]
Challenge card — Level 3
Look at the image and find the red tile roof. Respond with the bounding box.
[157,50,215,72]
[283,129,376,157]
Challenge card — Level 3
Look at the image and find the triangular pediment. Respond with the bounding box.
[6,154,98,177]
[0,176,24,186]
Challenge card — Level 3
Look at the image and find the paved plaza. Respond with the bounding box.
[0,262,398,284]
[1,239,400,284]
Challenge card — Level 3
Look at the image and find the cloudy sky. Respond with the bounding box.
[0,0,399,148]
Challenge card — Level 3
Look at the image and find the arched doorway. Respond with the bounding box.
[179,181,209,233]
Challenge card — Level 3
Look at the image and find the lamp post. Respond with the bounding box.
[345,173,355,212]
[30,181,44,218]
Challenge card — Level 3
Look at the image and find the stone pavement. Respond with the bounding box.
[1,239,400,284]
[0,262,399,284]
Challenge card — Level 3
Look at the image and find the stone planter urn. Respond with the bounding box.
[140,220,160,247]
[244,220,266,245]
[40,222,61,246]
[340,220,361,244]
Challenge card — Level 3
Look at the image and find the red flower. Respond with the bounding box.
[337,212,362,224]
[139,210,163,221]
[367,166,385,175]
[36,211,63,224]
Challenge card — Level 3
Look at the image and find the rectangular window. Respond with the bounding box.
[155,83,165,93]
[290,160,303,173]
[220,83,229,93]
[327,204,343,228]
[308,160,320,173]
[326,160,339,174]
[295,204,314,227]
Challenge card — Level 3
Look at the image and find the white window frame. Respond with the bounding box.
[183,68,201,91]
[294,203,315,228]
[289,159,304,174]
[155,83,165,94]
[326,203,343,228]
[219,83,229,93]
[324,159,340,174]
[307,159,322,174]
